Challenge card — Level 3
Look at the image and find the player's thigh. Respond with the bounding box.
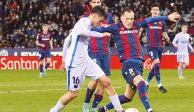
[122,59,143,88]
[45,52,51,62]
[85,59,105,81]
[66,66,86,91]
[184,55,189,65]
[148,48,159,60]
[101,54,111,76]
[177,55,184,63]
[39,53,45,61]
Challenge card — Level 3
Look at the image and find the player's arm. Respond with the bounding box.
[91,24,118,34]
[137,12,180,27]
[188,37,194,53]
[162,32,170,43]
[35,34,45,47]
[49,37,53,50]
[172,34,178,48]
[62,33,72,62]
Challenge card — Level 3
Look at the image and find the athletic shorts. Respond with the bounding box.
[66,58,105,91]
[177,54,189,64]
[122,58,143,88]
[147,47,163,60]
[89,53,111,76]
[39,52,51,60]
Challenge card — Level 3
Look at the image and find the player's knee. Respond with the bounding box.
[69,91,78,99]
[101,79,111,88]
[133,75,144,86]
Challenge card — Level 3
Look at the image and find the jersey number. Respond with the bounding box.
[72,77,80,84]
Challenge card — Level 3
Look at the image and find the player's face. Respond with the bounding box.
[182,25,188,33]
[92,14,105,27]
[90,0,101,8]
[151,7,160,17]
[121,11,134,29]
[42,25,48,33]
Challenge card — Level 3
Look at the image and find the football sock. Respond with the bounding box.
[137,81,151,110]
[147,67,155,84]
[178,65,183,77]
[40,64,43,73]
[154,63,161,85]
[109,94,122,111]
[50,99,65,112]
[92,94,103,108]
[45,63,50,69]
[106,95,132,110]
[84,88,95,103]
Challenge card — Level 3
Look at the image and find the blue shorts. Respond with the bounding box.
[147,47,163,60]
[39,52,51,60]
[122,58,143,88]
[89,53,111,76]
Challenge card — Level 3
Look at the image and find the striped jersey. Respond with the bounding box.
[145,20,166,48]
[36,32,52,52]
[93,16,169,62]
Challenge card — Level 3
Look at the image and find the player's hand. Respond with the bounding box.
[168,12,181,22]
[165,37,170,44]
[102,32,111,37]
[41,44,45,48]
[191,50,194,53]
[50,46,54,50]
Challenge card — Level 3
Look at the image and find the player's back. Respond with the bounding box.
[66,17,91,68]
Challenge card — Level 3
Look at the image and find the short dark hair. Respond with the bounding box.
[151,4,161,10]
[121,7,133,16]
[91,6,106,18]
[182,22,189,27]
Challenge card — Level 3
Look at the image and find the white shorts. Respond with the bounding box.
[66,58,105,91]
[177,55,189,64]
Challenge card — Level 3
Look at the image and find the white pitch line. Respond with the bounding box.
[0,86,122,95]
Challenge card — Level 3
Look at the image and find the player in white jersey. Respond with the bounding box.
[172,23,194,79]
[50,6,124,112]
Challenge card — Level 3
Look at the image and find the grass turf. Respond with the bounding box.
[0,69,194,112]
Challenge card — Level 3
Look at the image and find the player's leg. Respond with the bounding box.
[43,53,51,76]
[91,54,111,111]
[83,53,100,112]
[100,84,134,111]
[90,83,105,112]
[123,59,153,111]
[86,60,123,112]
[50,66,85,112]
[146,48,156,85]
[39,53,45,77]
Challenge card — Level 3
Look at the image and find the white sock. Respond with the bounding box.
[178,66,183,77]
[158,83,162,88]
[50,99,65,112]
[109,94,122,111]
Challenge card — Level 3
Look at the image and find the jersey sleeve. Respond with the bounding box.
[135,16,168,28]
[36,34,41,42]
[62,33,72,60]
[162,20,167,32]
[91,24,118,33]
[172,34,178,47]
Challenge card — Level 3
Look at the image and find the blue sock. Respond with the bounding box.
[137,81,151,110]
[40,64,43,72]
[147,67,155,83]
[92,94,103,108]
[84,88,95,103]
[106,95,132,110]
[154,63,161,85]
[45,63,50,69]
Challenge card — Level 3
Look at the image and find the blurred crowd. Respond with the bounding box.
[0,0,194,48]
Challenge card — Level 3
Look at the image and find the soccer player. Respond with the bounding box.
[50,6,124,112]
[172,23,194,79]
[82,1,113,112]
[145,4,170,93]
[93,8,180,112]
[36,24,53,77]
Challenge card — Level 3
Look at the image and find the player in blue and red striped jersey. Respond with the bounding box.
[82,1,114,112]
[94,8,180,112]
[36,24,53,77]
[144,4,170,93]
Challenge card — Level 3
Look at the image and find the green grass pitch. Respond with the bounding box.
[0,69,194,112]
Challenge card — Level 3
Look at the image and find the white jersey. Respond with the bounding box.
[63,17,103,68]
[172,32,193,55]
